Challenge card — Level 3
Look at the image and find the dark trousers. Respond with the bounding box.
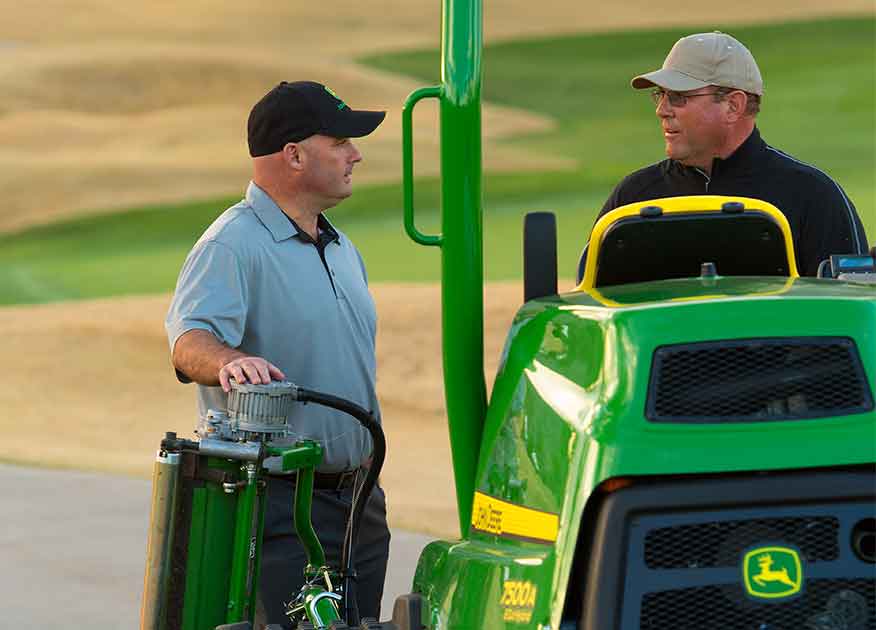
[254,476,391,627]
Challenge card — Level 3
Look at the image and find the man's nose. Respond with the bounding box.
[350,142,363,163]
[656,96,673,118]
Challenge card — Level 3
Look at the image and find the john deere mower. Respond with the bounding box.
[399,193,876,630]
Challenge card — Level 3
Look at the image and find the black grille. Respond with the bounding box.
[647,337,874,422]
[645,516,839,569]
[641,579,876,630]
[578,470,876,630]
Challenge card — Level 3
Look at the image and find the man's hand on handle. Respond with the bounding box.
[219,356,286,393]
[172,328,285,390]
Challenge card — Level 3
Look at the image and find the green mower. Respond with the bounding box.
[401,193,875,630]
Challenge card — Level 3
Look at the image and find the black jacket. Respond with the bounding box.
[577,127,869,281]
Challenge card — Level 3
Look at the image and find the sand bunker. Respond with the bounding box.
[0,283,553,536]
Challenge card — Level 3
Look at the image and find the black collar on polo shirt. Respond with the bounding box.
[283,213,340,250]
[282,212,341,295]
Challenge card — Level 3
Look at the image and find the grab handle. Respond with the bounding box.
[402,86,443,247]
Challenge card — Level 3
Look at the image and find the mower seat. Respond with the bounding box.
[576,195,799,290]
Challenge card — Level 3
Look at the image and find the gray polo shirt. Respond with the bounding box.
[165,182,379,472]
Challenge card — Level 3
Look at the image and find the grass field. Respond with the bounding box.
[367,17,875,198]
[0,16,872,305]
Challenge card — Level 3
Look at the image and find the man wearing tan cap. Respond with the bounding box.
[576,31,868,280]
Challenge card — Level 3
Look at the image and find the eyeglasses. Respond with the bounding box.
[650,89,722,107]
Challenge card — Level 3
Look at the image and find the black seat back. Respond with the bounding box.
[594,210,791,287]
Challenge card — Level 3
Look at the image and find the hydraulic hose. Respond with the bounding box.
[296,387,385,627]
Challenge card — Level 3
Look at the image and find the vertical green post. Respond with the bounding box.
[440,0,486,535]
[402,0,486,536]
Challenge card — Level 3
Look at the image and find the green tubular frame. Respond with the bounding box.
[294,467,327,570]
[226,463,261,623]
[402,0,486,536]
[278,442,327,569]
[302,586,343,626]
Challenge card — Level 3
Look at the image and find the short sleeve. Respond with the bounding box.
[165,239,249,354]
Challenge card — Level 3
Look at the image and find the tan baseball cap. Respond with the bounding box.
[631,32,764,95]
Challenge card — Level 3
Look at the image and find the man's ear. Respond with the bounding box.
[283,142,304,170]
[725,90,748,123]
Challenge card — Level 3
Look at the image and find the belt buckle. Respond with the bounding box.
[336,469,357,491]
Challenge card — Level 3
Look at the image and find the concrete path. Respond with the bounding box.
[0,463,433,628]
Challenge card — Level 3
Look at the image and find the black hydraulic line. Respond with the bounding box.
[296,387,385,627]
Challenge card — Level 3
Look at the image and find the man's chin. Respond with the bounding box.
[665,144,687,162]
[327,189,353,207]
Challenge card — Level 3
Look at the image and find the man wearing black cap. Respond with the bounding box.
[165,81,390,625]
[577,32,868,281]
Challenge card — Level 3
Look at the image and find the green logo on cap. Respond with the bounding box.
[324,86,348,110]
[743,546,802,599]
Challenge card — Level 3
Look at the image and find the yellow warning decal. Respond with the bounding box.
[501,580,537,624]
[471,491,559,543]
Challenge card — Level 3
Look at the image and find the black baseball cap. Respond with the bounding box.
[247,81,386,157]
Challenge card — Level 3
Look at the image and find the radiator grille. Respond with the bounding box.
[647,337,873,422]
[641,579,875,630]
[644,516,839,569]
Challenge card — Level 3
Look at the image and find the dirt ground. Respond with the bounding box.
[0,283,582,537]
[0,1,871,233]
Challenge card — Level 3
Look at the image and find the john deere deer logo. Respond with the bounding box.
[743,546,803,599]
[323,86,348,110]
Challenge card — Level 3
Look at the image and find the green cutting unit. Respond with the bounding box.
[140,1,875,628]
[140,382,388,630]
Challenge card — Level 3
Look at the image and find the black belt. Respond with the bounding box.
[269,469,359,491]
